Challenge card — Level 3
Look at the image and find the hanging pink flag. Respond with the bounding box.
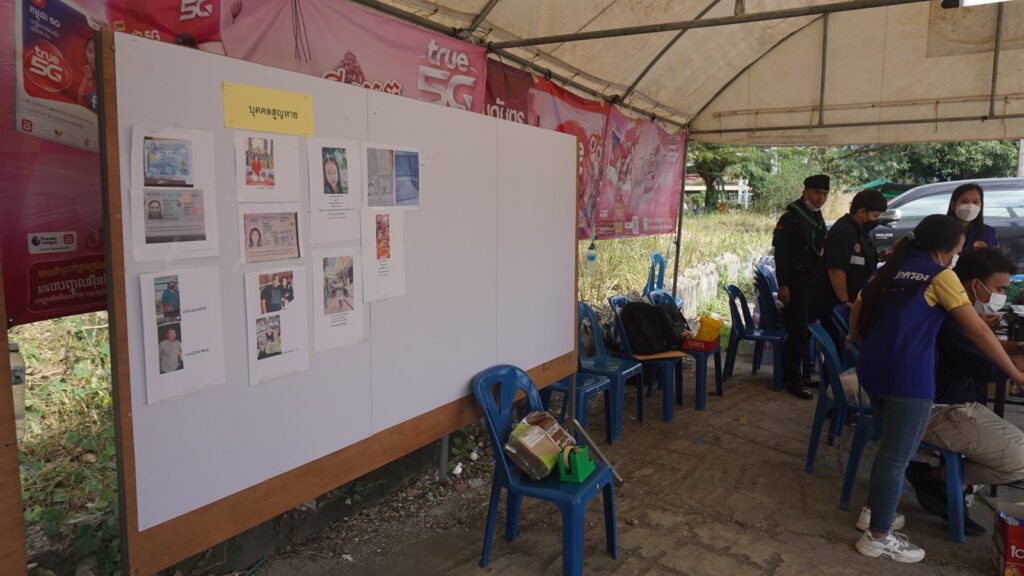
[593,106,684,239]
[528,79,608,240]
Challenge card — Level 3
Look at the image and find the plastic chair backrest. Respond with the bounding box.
[832,304,851,338]
[752,271,780,328]
[578,301,607,360]
[755,264,779,292]
[607,295,635,357]
[647,289,677,308]
[471,365,545,485]
[644,253,667,295]
[808,324,851,410]
[725,284,752,335]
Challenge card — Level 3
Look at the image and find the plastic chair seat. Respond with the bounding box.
[542,374,615,444]
[633,350,686,361]
[806,324,862,474]
[724,284,785,392]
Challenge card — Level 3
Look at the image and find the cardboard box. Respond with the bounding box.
[993,503,1024,575]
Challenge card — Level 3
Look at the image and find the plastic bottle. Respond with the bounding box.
[9,342,25,443]
[585,241,597,279]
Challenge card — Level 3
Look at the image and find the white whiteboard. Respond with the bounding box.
[111,33,575,530]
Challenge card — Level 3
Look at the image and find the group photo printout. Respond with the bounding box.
[244,266,310,386]
[234,132,301,202]
[139,267,227,404]
[364,145,420,209]
[308,138,362,244]
[240,204,303,264]
[313,248,365,351]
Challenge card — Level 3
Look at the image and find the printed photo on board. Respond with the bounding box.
[256,315,283,360]
[143,136,194,187]
[394,150,420,207]
[143,189,207,244]
[157,322,184,374]
[245,137,275,187]
[322,147,349,194]
[375,214,390,260]
[259,271,295,313]
[366,148,395,207]
[243,211,301,263]
[322,256,354,315]
[155,275,181,323]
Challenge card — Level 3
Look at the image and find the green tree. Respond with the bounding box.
[827,140,1019,188]
[689,142,743,209]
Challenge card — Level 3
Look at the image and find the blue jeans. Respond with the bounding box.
[867,394,933,533]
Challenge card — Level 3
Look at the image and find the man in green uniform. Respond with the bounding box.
[772,174,829,399]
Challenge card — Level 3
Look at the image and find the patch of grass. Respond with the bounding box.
[10,312,120,572]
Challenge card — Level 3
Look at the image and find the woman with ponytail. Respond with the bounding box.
[850,214,1024,562]
[946,183,998,254]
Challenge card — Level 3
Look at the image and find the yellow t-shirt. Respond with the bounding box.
[923,268,970,310]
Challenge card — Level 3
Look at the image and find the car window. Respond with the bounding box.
[985,189,1024,218]
[895,193,951,217]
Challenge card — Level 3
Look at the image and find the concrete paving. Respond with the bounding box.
[263,358,1005,575]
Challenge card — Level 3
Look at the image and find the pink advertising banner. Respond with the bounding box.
[528,78,608,240]
[4,0,108,325]
[593,106,684,239]
[221,0,486,112]
[484,58,530,124]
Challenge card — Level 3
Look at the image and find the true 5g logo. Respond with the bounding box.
[25,42,71,93]
[180,0,214,21]
[417,66,476,111]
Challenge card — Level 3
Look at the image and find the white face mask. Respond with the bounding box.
[973,280,1007,314]
[955,203,981,222]
[948,254,959,269]
[804,199,822,213]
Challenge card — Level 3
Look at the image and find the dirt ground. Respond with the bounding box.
[258,356,1009,576]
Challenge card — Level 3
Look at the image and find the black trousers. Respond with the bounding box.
[782,282,812,385]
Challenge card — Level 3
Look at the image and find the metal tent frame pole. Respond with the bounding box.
[672,135,690,299]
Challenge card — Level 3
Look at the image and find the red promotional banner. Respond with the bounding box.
[221,0,486,112]
[484,58,530,124]
[105,0,224,50]
[593,107,684,239]
[528,79,608,240]
[4,0,107,325]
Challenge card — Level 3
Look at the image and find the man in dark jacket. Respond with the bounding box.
[815,190,887,350]
[906,248,1024,536]
[772,174,829,399]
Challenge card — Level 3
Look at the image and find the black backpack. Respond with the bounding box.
[654,302,689,347]
[619,302,677,355]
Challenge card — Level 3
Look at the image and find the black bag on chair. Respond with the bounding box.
[620,302,676,355]
[654,302,688,347]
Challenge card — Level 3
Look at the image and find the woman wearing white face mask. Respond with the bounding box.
[946,183,999,256]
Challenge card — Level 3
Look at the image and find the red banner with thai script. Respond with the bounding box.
[528,78,608,240]
[484,59,530,124]
[221,0,486,112]
[593,106,684,239]
[105,0,224,50]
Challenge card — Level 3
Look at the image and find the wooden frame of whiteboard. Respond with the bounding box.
[96,29,578,576]
[0,255,29,576]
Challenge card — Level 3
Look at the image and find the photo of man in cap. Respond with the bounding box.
[772,174,829,399]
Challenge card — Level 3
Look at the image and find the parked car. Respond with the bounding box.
[871,178,1024,269]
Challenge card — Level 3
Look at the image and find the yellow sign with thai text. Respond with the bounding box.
[223,82,314,136]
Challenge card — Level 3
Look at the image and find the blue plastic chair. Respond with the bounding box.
[577,302,643,439]
[540,373,614,443]
[831,304,857,370]
[608,296,684,422]
[648,290,723,409]
[723,285,785,391]
[751,268,784,373]
[838,393,967,542]
[643,253,667,296]
[805,324,863,473]
[471,365,619,575]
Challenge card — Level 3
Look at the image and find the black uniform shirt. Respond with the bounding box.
[772,199,826,288]
[815,213,878,319]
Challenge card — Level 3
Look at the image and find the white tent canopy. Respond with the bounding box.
[357,0,1024,145]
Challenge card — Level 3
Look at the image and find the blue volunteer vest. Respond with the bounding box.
[858,249,949,400]
[962,224,998,254]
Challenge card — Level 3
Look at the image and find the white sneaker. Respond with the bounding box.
[855,531,926,563]
[855,506,905,532]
